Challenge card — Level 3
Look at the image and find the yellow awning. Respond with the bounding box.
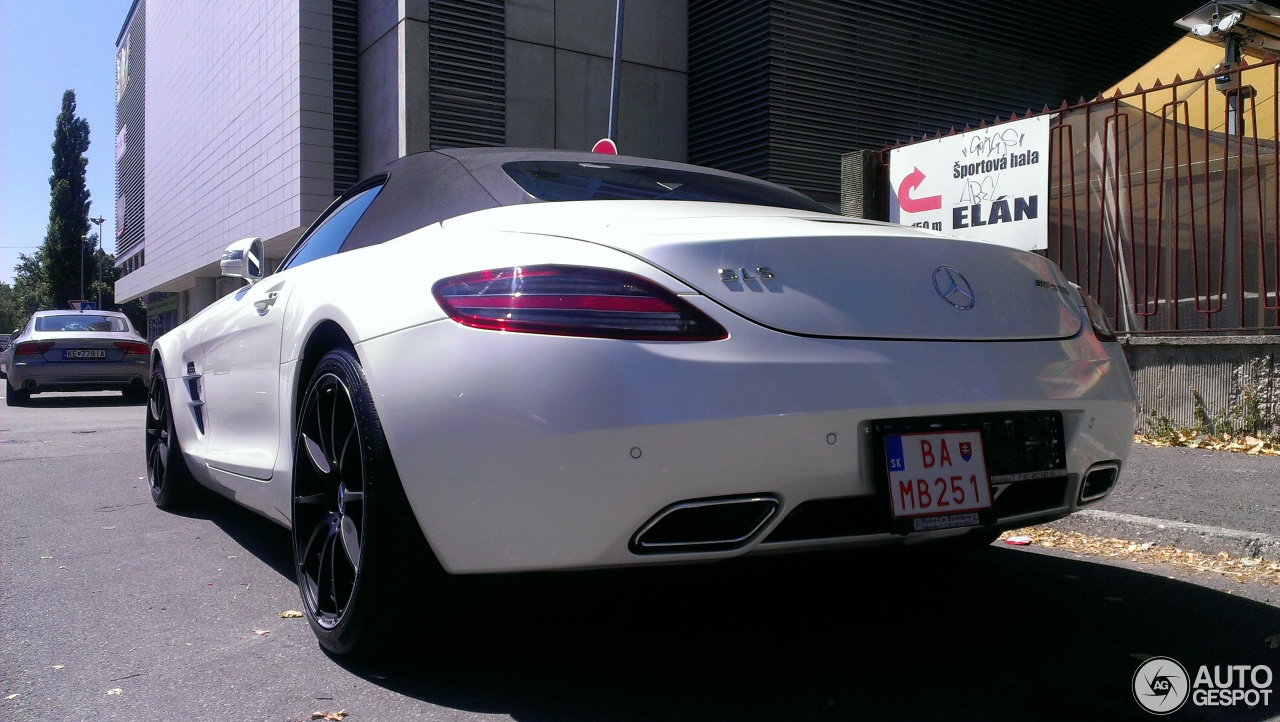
[1104,35,1277,139]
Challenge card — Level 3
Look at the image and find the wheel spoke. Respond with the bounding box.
[336,424,357,476]
[295,492,328,505]
[148,445,165,483]
[301,519,328,577]
[320,386,335,465]
[326,387,340,468]
[318,526,335,609]
[340,515,362,569]
[302,432,332,477]
[325,525,343,610]
[302,512,335,570]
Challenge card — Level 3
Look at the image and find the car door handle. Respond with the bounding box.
[254,292,279,314]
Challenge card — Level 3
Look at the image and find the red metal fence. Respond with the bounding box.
[1046,59,1279,334]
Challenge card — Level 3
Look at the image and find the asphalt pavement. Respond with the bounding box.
[2,393,1278,721]
[1050,444,1280,559]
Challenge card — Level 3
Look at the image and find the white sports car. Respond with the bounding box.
[146,148,1136,655]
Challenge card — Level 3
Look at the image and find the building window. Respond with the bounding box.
[116,34,130,101]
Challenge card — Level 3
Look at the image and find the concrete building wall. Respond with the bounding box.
[357,0,687,172]
[356,2,433,176]
[506,0,687,159]
[1126,337,1280,438]
[120,0,687,317]
[119,0,334,305]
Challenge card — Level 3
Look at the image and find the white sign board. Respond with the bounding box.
[888,115,1051,251]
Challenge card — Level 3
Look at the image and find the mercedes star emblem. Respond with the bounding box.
[932,266,976,310]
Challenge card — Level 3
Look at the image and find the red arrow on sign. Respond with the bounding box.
[897,167,942,213]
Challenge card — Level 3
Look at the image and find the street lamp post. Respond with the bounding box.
[89,216,105,308]
[79,234,87,302]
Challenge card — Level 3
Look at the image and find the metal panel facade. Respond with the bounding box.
[689,0,1191,201]
[334,0,360,196]
[115,1,145,265]
[429,0,506,149]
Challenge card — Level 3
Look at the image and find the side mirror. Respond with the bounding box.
[220,237,265,282]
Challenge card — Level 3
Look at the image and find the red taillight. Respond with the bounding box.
[114,341,150,355]
[15,341,53,356]
[432,265,728,341]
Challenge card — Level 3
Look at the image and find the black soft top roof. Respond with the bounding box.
[339,148,828,254]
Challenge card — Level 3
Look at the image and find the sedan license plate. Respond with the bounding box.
[63,349,107,360]
[884,430,992,531]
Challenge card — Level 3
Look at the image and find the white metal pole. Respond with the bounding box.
[608,0,625,141]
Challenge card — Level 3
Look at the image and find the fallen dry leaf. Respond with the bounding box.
[253,629,270,636]
[50,665,64,670]
[311,711,349,721]
[5,693,18,700]
[1134,433,1280,456]
[280,610,304,619]
[106,688,123,696]
[999,527,1280,587]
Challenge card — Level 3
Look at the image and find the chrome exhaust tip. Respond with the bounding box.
[1079,462,1120,503]
[631,495,780,554]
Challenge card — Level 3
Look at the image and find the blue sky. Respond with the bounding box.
[1,0,134,285]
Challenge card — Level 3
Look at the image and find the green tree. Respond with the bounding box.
[0,282,22,334]
[10,251,50,322]
[40,90,95,309]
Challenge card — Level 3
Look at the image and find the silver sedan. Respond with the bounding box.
[4,310,150,406]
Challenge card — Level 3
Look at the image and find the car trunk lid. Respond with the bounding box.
[446,203,1083,341]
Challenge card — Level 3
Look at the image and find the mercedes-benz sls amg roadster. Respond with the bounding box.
[145,147,1136,655]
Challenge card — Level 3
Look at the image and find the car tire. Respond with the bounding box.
[292,347,432,657]
[5,377,30,406]
[145,364,198,508]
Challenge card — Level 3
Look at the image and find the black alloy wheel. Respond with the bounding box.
[145,364,196,508]
[292,347,422,656]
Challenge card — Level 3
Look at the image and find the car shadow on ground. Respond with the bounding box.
[12,391,146,408]
[168,486,297,581]
[348,547,1279,721]
[186,495,1280,720]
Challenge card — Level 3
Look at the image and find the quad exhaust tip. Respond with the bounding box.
[1079,462,1120,503]
[631,494,780,554]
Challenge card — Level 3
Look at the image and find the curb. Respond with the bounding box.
[1044,509,1280,560]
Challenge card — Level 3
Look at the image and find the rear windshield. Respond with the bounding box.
[503,161,829,213]
[35,315,131,333]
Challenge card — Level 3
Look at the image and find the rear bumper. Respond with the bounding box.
[7,358,149,392]
[357,312,1136,574]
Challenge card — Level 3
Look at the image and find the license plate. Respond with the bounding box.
[884,430,992,523]
[62,349,107,360]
